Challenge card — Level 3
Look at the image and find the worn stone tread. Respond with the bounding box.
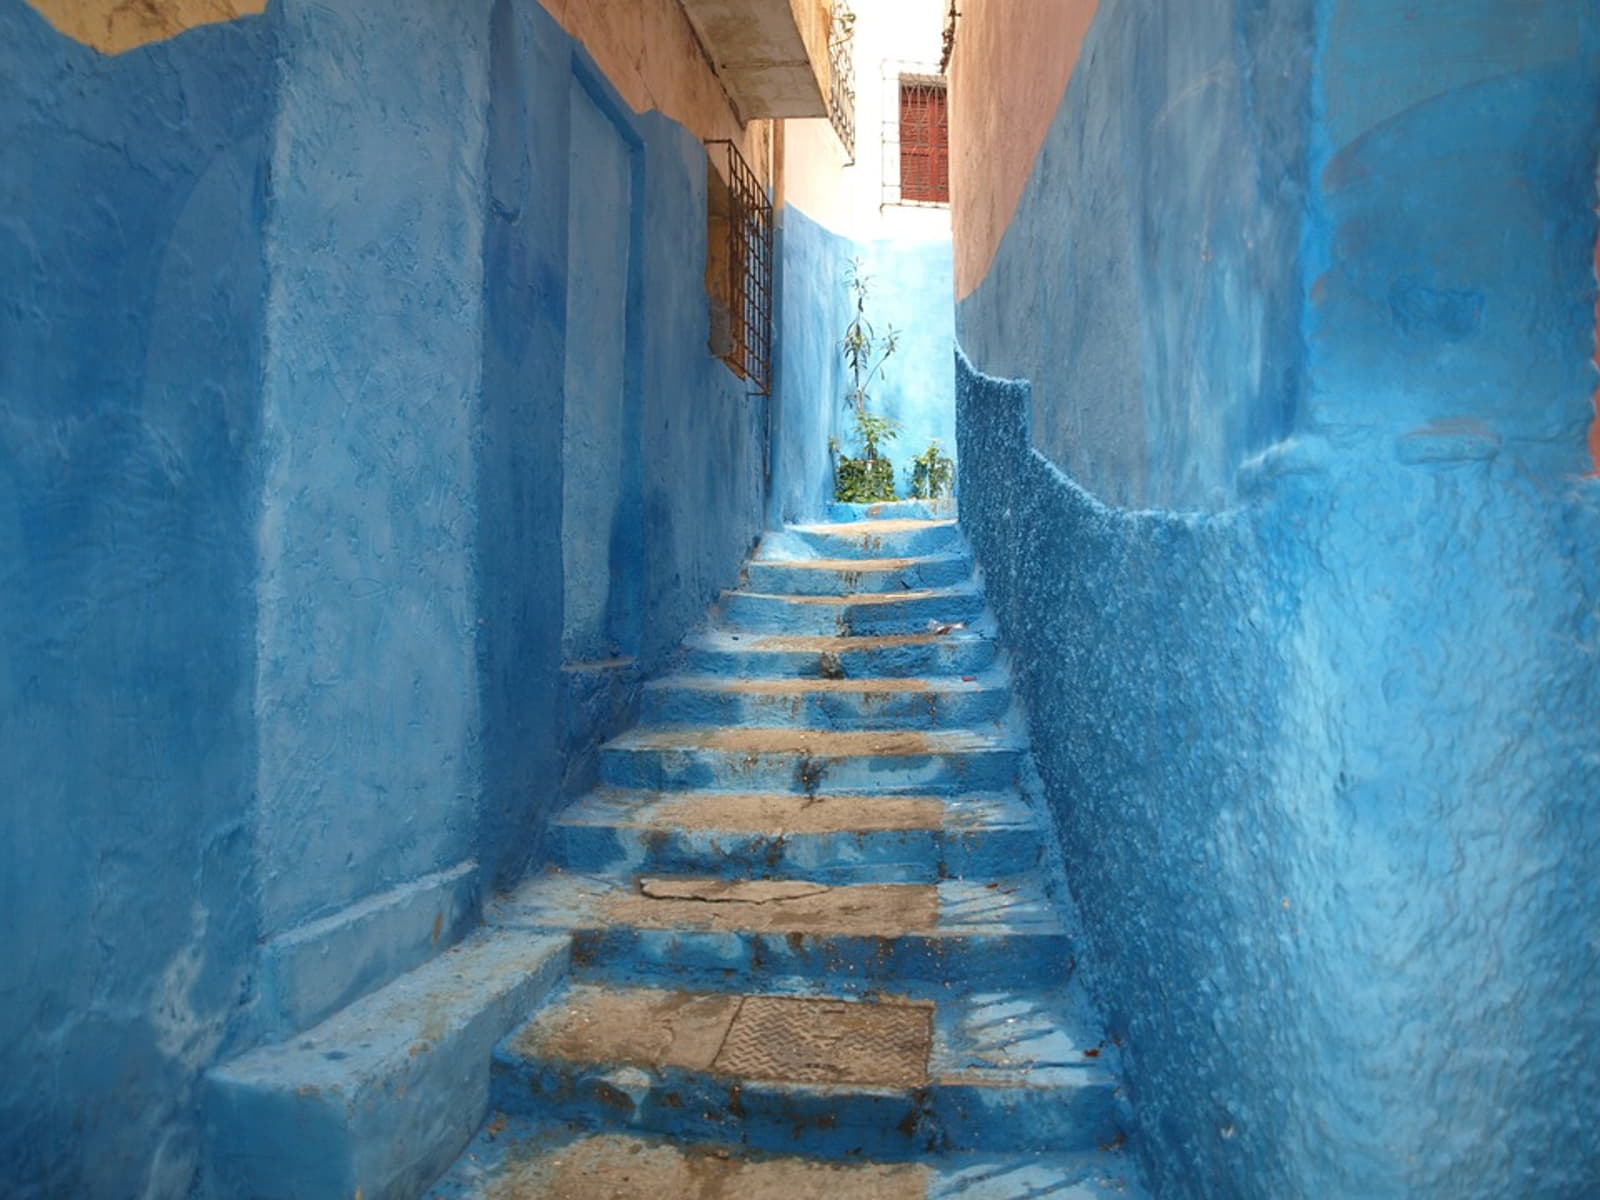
[693,629,990,652]
[429,1125,1146,1200]
[489,872,1065,938]
[645,674,997,695]
[606,726,1018,755]
[751,553,964,572]
[728,585,972,607]
[513,984,935,1088]
[791,518,958,536]
[554,789,1034,834]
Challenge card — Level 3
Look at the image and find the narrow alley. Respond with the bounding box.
[3,0,1597,1198]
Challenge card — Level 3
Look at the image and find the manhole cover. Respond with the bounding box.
[713,996,932,1088]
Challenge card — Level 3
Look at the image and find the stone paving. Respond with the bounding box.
[206,505,1150,1198]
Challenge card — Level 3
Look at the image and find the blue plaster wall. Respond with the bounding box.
[956,0,1600,1195]
[1,0,772,1191]
[957,0,1312,511]
[772,206,852,523]
[253,0,491,942]
[0,3,274,1194]
[635,110,769,669]
[772,206,955,522]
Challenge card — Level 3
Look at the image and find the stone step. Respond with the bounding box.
[721,584,987,636]
[827,498,957,523]
[204,930,568,1200]
[680,628,1000,679]
[486,872,1071,991]
[426,1121,1147,1199]
[598,726,1025,793]
[639,672,1011,730]
[762,517,963,562]
[716,585,985,640]
[550,788,1044,882]
[746,551,972,596]
[487,983,1122,1159]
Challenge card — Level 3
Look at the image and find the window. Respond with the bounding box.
[897,76,949,205]
[704,139,773,396]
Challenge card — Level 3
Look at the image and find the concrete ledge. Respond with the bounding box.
[204,930,568,1200]
[256,859,482,1039]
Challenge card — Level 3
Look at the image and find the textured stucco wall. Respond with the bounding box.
[955,0,1600,1196]
[253,0,490,945]
[960,356,1600,1200]
[957,0,1312,512]
[0,4,274,1195]
[1,0,771,1192]
[772,207,955,522]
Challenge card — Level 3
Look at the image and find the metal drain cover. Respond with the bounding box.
[713,996,933,1088]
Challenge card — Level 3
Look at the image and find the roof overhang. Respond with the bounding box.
[678,0,832,119]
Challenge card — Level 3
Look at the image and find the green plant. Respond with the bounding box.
[834,259,901,503]
[909,440,954,500]
[840,259,899,423]
[833,453,896,503]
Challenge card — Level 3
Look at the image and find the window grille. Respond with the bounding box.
[705,139,773,396]
[881,66,949,208]
[828,5,857,162]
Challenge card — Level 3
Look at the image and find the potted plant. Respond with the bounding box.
[833,259,899,503]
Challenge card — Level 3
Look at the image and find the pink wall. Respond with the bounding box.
[947,0,1098,299]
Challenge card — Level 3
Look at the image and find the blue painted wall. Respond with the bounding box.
[772,206,955,522]
[0,4,274,1194]
[958,0,1311,512]
[957,0,1600,1196]
[0,0,770,1191]
[253,0,491,947]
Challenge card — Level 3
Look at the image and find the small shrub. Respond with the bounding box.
[835,454,896,503]
[909,440,954,500]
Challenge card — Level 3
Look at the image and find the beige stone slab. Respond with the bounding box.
[793,519,955,536]
[486,1133,928,1200]
[512,985,740,1072]
[664,677,957,694]
[512,985,932,1090]
[746,633,959,651]
[759,590,938,606]
[600,878,939,935]
[649,792,945,833]
[622,728,994,755]
[763,556,930,572]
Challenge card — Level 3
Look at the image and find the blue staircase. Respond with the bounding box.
[204,507,1148,1198]
[435,506,1147,1197]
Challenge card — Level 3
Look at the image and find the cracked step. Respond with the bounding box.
[487,872,1071,990]
[598,726,1026,793]
[680,629,1000,679]
[746,551,973,596]
[639,672,1012,730]
[486,983,1121,1158]
[426,1122,1146,1199]
[720,584,988,636]
[551,788,1045,882]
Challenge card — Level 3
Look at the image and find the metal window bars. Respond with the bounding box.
[705,139,773,396]
[828,4,857,162]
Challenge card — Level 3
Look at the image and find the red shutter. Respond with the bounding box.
[899,80,949,204]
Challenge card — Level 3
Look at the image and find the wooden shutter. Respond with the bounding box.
[898,80,949,203]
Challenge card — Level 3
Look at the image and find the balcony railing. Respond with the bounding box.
[828,4,857,162]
